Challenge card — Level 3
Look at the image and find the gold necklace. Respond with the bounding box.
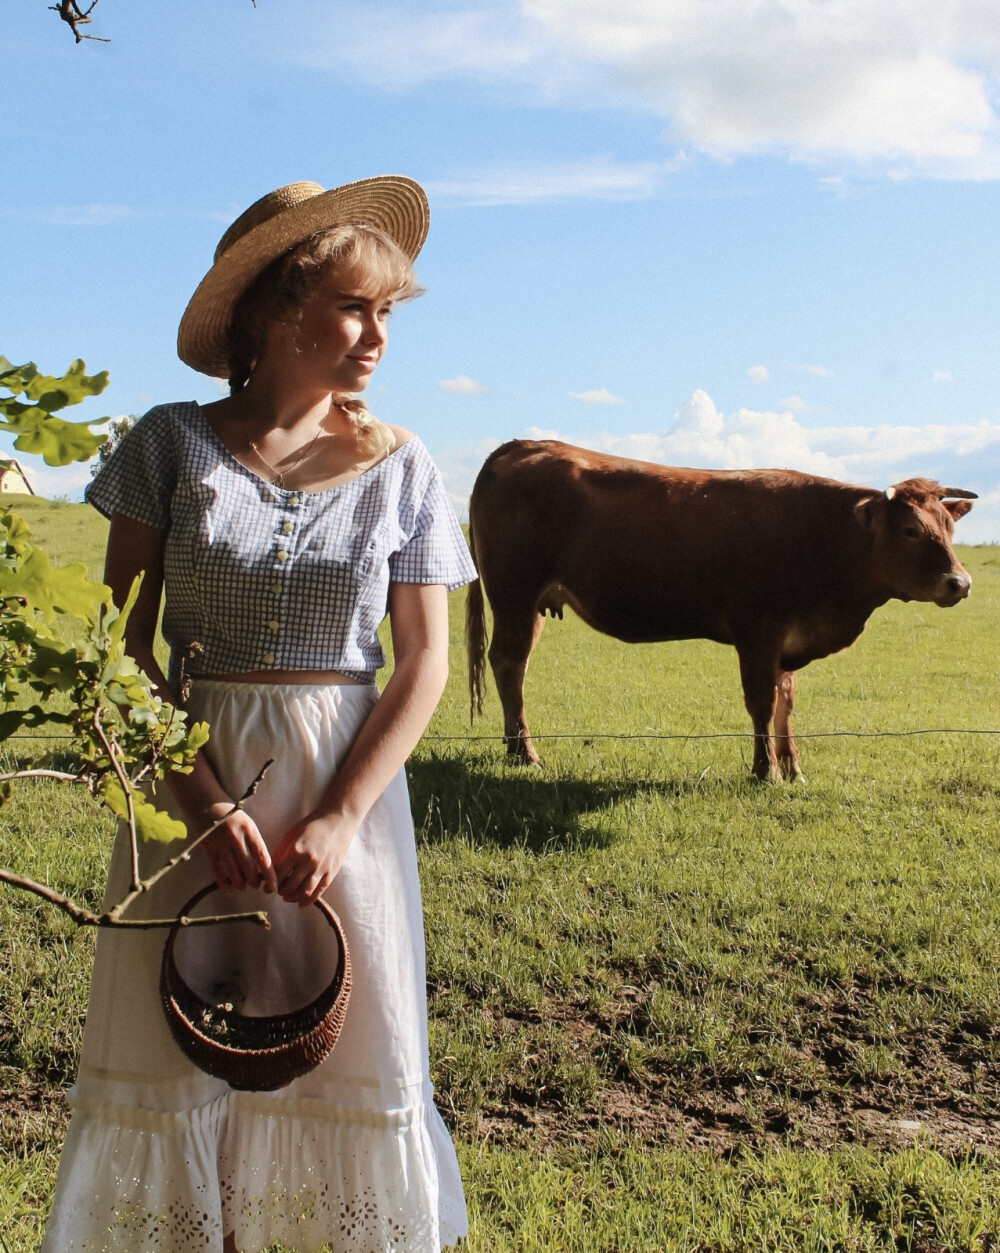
[247,413,329,489]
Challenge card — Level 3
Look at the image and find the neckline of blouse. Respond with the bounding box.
[188,401,418,498]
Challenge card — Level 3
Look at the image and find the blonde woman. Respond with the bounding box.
[43,178,475,1253]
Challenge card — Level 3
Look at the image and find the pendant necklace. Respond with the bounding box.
[247,411,331,489]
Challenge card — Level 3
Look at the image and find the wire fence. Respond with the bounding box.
[5,726,1000,748]
[420,727,1000,744]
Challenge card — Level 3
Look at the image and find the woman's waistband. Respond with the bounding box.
[189,676,378,699]
[193,668,374,688]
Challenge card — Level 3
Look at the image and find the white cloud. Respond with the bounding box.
[311,1,1000,179]
[434,436,504,520]
[570,387,624,405]
[794,364,835,378]
[439,374,489,394]
[437,389,1000,540]
[295,5,562,90]
[748,365,770,384]
[426,157,680,206]
[932,369,954,382]
[778,395,811,413]
[525,0,1000,177]
[33,205,134,226]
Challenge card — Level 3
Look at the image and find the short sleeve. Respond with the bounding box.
[389,440,478,589]
[85,406,178,529]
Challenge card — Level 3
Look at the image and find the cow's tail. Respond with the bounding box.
[465,519,488,722]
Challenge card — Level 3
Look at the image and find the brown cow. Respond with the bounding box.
[466,440,976,780]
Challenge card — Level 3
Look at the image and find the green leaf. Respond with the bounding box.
[22,359,110,407]
[6,408,107,465]
[2,510,33,554]
[105,574,141,656]
[0,360,34,396]
[103,779,188,844]
[26,640,85,691]
[0,400,31,418]
[0,548,110,623]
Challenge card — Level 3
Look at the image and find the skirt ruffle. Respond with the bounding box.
[44,1086,467,1252]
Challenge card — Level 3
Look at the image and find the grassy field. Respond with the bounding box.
[1,495,999,1250]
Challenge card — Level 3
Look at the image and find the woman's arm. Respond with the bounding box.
[104,512,277,893]
[272,581,449,905]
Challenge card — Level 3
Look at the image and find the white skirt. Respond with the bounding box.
[42,681,468,1253]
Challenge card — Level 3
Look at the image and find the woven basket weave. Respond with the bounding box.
[160,884,351,1092]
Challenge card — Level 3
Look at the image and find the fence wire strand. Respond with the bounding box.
[422,727,1000,743]
[5,727,1000,748]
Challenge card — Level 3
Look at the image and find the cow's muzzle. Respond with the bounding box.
[936,571,972,606]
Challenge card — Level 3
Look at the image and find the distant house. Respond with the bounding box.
[0,458,35,495]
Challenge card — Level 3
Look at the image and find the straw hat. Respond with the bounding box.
[177,175,430,378]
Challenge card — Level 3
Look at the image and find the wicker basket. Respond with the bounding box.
[160,884,351,1092]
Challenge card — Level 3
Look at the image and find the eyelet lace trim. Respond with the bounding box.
[42,1092,466,1253]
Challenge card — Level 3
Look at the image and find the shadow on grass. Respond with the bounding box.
[408,752,648,853]
[408,748,751,853]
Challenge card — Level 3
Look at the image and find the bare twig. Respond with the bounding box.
[49,0,110,43]
[0,869,97,926]
[92,707,141,893]
[0,758,273,929]
[0,870,268,929]
[108,757,273,918]
[0,768,87,785]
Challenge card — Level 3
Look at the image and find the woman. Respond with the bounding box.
[42,177,476,1253]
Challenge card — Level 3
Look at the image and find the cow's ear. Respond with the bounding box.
[943,499,974,520]
[855,493,885,530]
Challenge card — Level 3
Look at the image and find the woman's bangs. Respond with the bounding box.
[333,236,418,302]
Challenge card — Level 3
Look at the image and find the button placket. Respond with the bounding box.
[266,508,299,664]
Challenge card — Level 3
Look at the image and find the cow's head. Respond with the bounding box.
[855,478,976,606]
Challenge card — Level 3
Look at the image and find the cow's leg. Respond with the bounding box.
[774,669,806,782]
[736,644,781,781]
[489,609,546,764]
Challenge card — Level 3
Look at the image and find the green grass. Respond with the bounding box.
[2,502,999,1249]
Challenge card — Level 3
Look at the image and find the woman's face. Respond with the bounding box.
[268,265,394,394]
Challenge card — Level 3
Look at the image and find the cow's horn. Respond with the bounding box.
[884,486,896,501]
[939,487,978,500]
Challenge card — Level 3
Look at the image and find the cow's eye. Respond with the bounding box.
[902,525,921,540]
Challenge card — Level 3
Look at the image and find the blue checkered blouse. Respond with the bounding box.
[85,401,477,686]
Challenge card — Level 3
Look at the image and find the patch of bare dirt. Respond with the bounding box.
[464,987,1000,1156]
[475,1083,1000,1157]
[0,1070,71,1153]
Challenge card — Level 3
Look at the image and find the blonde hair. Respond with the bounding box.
[226,224,423,456]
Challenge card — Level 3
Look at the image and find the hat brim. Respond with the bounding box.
[177,175,430,378]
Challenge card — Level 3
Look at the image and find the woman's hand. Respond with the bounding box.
[202,805,278,894]
[272,812,359,906]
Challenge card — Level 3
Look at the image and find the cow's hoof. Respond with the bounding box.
[779,760,807,784]
[505,744,543,768]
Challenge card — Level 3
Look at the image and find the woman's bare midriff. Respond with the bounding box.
[197,668,365,685]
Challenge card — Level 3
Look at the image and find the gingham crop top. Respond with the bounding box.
[85,401,477,686]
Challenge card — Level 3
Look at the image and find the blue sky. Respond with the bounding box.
[4,0,1000,538]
